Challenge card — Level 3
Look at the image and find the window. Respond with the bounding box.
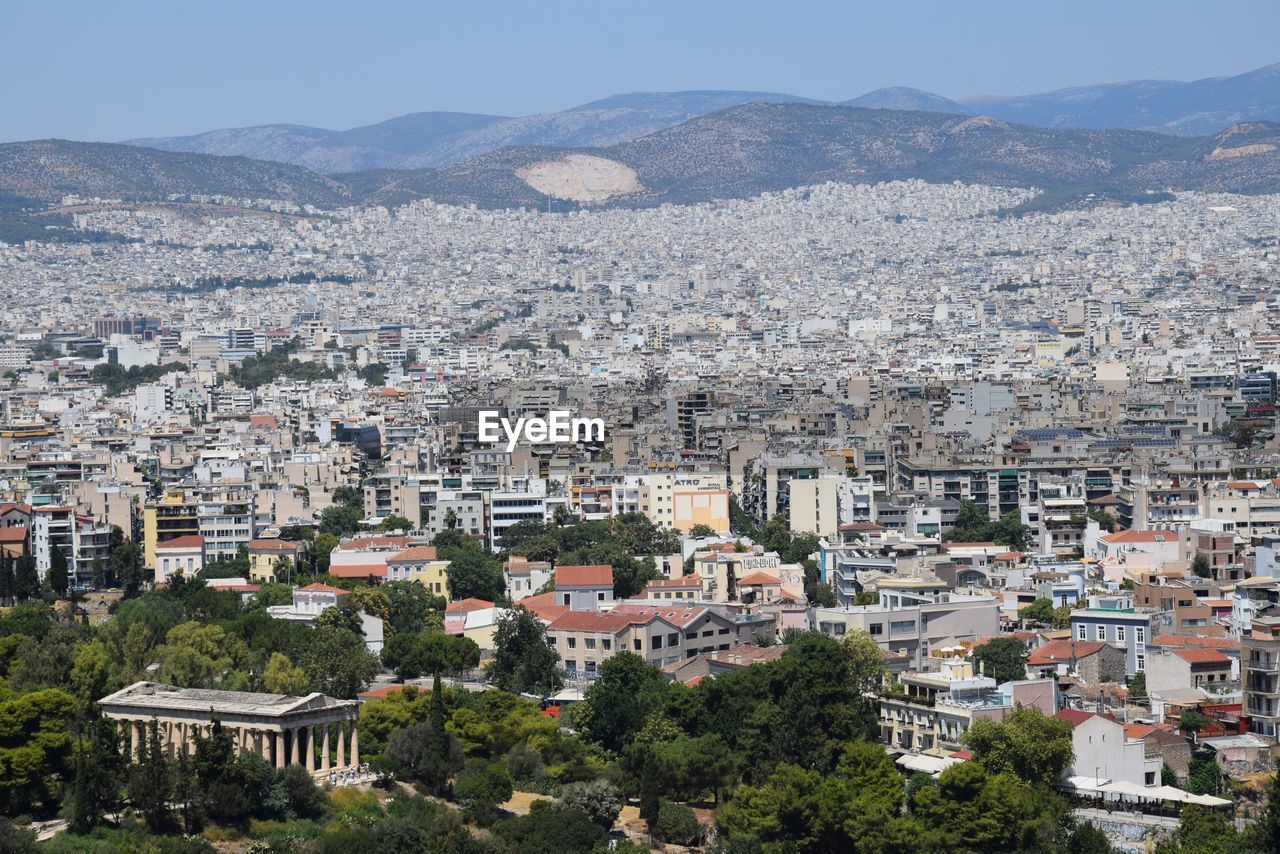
[668,633,679,647]
[718,628,730,635]
[597,592,606,602]
[702,629,714,638]
[1136,653,1146,671]
[562,594,571,606]
[602,639,611,651]
[1096,625,1107,642]
[1117,626,1126,644]
[633,639,641,651]
[869,623,884,636]
[652,635,663,650]
[567,637,576,649]
[1135,627,1145,645]
[585,638,596,650]
[1077,624,1087,641]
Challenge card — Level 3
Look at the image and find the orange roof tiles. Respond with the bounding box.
[387,545,439,563]
[446,597,494,614]
[555,565,614,587]
[1027,639,1107,666]
[155,534,204,550]
[1055,708,1095,728]
[1172,648,1231,666]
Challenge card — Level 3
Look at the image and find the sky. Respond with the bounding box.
[4,0,1279,142]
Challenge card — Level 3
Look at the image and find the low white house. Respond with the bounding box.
[267,582,384,654]
[154,535,205,585]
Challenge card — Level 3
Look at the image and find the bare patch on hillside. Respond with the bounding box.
[517,154,642,203]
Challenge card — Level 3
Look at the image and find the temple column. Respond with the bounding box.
[130,720,140,761]
[305,725,315,772]
[255,730,267,760]
[163,721,174,757]
[337,722,346,768]
[289,727,300,766]
[321,723,330,772]
[274,732,285,769]
[349,721,359,768]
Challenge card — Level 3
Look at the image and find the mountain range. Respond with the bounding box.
[119,63,1280,173]
[4,105,1280,232]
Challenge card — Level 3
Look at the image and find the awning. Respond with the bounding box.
[896,754,961,776]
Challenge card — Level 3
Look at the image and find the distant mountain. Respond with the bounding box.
[126,91,825,174]
[0,139,350,205]
[4,108,1279,232]
[128,112,510,173]
[118,63,1280,173]
[842,87,972,115]
[967,63,1280,136]
[344,105,1280,210]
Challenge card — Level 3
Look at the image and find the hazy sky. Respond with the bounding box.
[4,0,1279,142]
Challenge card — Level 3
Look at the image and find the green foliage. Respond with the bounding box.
[1018,597,1055,625]
[0,687,77,815]
[453,757,512,825]
[964,705,1074,786]
[1129,672,1148,704]
[378,515,412,532]
[153,621,248,688]
[385,719,463,792]
[1192,555,1212,579]
[381,630,479,681]
[971,637,1029,683]
[65,715,125,834]
[1186,754,1223,795]
[48,546,69,598]
[227,340,335,389]
[487,606,563,696]
[653,799,701,845]
[89,362,187,396]
[297,626,380,699]
[1179,710,1211,735]
[434,532,506,602]
[493,800,608,853]
[127,719,175,832]
[688,523,717,538]
[496,513,671,598]
[1156,804,1241,853]
[1087,506,1117,533]
[944,500,1031,550]
[557,779,623,829]
[262,652,310,695]
[577,653,670,753]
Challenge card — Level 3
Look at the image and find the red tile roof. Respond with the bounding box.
[248,538,302,551]
[645,575,702,589]
[446,597,494,614]
[555,564,613,587]
[609,603,706,628]
[738,570,781,586]
[1152,634,1239,651]
[1055,709,1095,728]
[387,545,439,563]
[1101,530,1174,544]
[299,582,348,595]
[155,534,204,550]
[1027,639,1107,666]
[1173,648,1231,666]
[515,592,570,623]
[336,535,409,552]
[0,527,27,543]
[547,610,635,633]
[328,563,388,579]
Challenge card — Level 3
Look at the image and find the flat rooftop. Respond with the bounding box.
[100,681,353,717]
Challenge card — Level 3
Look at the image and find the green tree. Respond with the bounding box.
[972,637,1029,683]
[1156,804,1240,853]
[454,758,513,825]
[316,601,365,636]
[298,626,381,699]
[111,541,144,598]
[66,714,125,833]
[1245,770,1280,852]
[0,555,14,604]
[1192,555,1212,578]
[557,779,623,829]
[1018,598,1055,625]
[964,705,1074,786]
[493,800,607,852]
[653,800,701,846]
[577,652,670,753]
[154,621,248,688]
[487,606,563,696]
[262,651,311,695]
[48,546,70,598]
[0,688,77,815]
[379,515,412,532]
[1129,672,1148,704]
[1186,754,1223,795]
[443,547,505,602]
[14,554,39,602]
[688,523,717,538]
[1179,710,1211,736]
[128,719,175,832]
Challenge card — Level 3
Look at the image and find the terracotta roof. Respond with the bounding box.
[1027,639,1107,666]
[299,582,348,595]
[515,591,569,622]
[555,564,613,587]
[610,603,706,628]
[1101,530,1174,544]
[707,645,786,667]
[1125,723,1158,740]
[387,545,439,563]
[1173,648,1231,666]
[336,535,409,552]
[547,610,634,633]
[839,522,885,532]
[645,575,702,589]
[1088,495,1119,505]
[1055,708,1095,728]
[738,570,781,586]
[0,504,32,515]
[248,538,302,551]
[250,415,278,429]
[155,534,204,550]
[446,597,494,614]
[1152,634,1240,651]
[328,563,388,579]
[0,527,27,542]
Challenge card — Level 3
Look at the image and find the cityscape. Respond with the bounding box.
[4,3,1280,852]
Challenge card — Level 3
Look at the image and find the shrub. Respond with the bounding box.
[653,799,701,846]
